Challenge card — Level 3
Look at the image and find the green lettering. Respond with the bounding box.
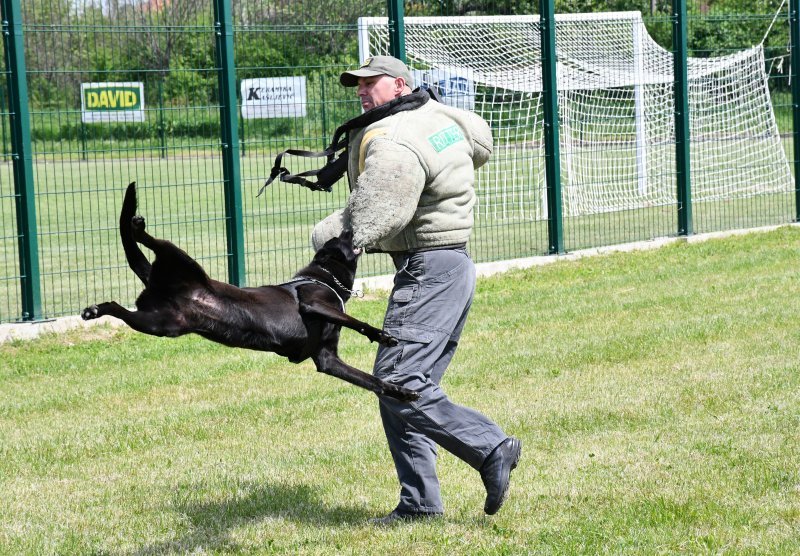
[428,125,465,152]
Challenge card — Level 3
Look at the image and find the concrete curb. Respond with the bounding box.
[0,314,126,344]
[3,223,797,344]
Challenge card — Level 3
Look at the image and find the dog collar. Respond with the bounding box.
[282,276,346,312]
[317,267,363,299]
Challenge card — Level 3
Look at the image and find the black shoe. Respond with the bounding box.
[369,508,443,526]
[480,437,522,515]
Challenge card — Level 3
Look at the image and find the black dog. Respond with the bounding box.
[81,182,418,402]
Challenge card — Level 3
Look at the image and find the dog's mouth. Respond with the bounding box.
[353,247,362,256]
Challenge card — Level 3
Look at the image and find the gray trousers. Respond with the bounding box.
[373,247,507,514]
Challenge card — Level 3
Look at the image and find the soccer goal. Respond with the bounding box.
[357,12,793,219]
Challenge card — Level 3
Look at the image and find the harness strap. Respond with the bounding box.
[281,276,346,312]
[258,87,438,196]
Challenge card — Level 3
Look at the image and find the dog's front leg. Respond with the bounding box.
[298,300,397,346]
[313,350,419,402]
[81,302,184,337]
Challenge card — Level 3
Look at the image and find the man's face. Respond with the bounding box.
[356,74,405,110]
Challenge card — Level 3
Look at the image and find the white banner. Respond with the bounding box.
[413,67,476,111]
[241,77,307,119]
[81,82,145,123]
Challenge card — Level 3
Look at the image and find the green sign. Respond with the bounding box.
[81,82,145,123]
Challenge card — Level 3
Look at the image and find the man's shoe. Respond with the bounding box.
[369,508,443,526]
[480,437,522,515]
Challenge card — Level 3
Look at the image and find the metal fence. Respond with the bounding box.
[1,0,798,323]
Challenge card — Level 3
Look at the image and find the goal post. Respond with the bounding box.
[632,18,647,197]
[356,11,793,219]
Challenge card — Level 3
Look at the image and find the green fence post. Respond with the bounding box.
[237,78,246,158]
[158,79,167,159]
[2,0,42,321]
[673,0,692,236]
[80,121,87,161]
[0,86,7,157]
[791,0,800,220]
[213,0,245,286]
[387,0,406,62]
[540,0,564,254]
[320,77,327,148]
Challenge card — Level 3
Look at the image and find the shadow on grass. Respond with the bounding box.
[128,480,373,555]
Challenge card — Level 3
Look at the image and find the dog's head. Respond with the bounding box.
[314,228,360,270]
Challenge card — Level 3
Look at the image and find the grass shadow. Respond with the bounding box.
[128,480,373,555]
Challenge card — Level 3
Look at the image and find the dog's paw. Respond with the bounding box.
[377,330,399,347]
[131,215,146,233]
[81,305,100,320]
[382,383,420,403]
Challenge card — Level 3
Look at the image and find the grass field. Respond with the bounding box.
[1,226,798,554]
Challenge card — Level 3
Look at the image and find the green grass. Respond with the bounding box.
[2,226,799,554]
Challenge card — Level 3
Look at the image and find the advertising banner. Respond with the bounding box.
[241,76,307,119]
[413,67,476,111]
[81,82,145,123]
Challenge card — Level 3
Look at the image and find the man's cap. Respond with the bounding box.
[339,56,414,88]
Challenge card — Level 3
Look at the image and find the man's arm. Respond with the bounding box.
[348,138,426,249]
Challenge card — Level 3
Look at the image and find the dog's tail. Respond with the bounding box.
[121,182,151,285]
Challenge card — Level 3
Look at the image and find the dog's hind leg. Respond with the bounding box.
[81,302,185,337]
[298,298,398,346]
[129,215,211,288]
[119,182,198,286]
[120,182,152,285]
[313,349,419,402]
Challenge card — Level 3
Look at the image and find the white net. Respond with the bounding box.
[358,12,792,218]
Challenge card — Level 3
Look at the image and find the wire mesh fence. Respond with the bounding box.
[0,63,19,322]
[1,0,798,323]
[688,11,797,234]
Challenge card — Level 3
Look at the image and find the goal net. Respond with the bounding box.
[357,12,792,219]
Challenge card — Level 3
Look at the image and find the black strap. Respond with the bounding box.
[259,140,348,194]
[279,276,346,310]
[258,87,436,196]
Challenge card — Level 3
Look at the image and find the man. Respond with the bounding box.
[312,55,521,524]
